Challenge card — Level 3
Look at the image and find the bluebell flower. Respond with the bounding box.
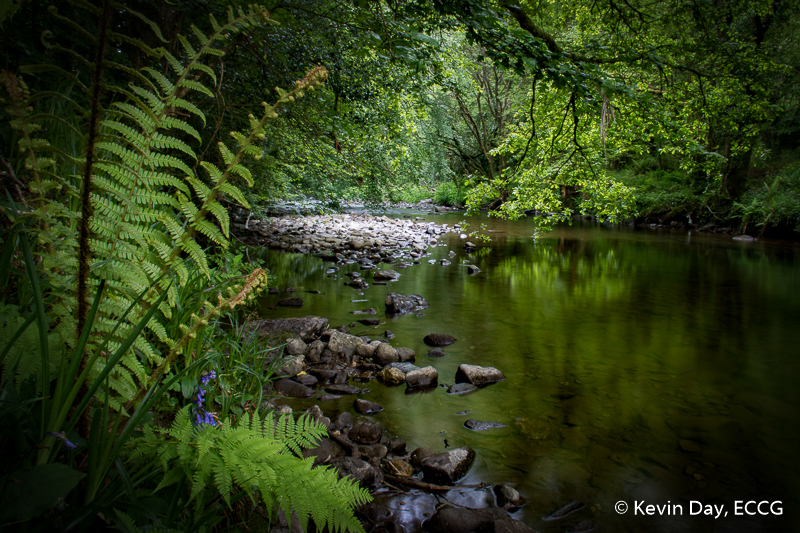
[46,431,78,449]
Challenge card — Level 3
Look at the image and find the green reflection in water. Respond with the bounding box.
[246,217,800,533]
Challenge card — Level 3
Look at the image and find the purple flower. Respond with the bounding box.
[46,431,78,449]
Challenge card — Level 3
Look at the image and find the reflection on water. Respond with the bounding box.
[246,215,800,533]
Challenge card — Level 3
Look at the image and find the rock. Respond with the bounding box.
[349,238,365,250]
[350,418,383,445]
[293,373,317,387]
[324,384,364,395]
[392,362,420,374]
[351,307,377,315]
[285,337,308,355]
[405,366,438,388]
[346,279,369,289]
[328,330,364,356]
[440,259,451,266]
[384,329,394,339]
[305,405,330,429]
[275,355,305,376]
[494,484,526,510]
[374,343,399,365]
[428,348,447,357]
[377,367,406,385]
[356,343,376,358]
[303,437,343,465]
[358,318,380,326]
[410,447,436,469]
[274,379,314,398]
[305,339,325,362]
[385,293,430,315]
[732,235,756,241]
[383,458,414,477]
[467,265,481,274]
[334,412,354,431]
[395,347,416,362]
[423,505,508,533]
[491,517,540,533]
[455,364,505,386]
[249,316,329,342]
[463,242,477,252]
[354,399,383,415]
[423,333,457,346]
[421,447,476,484]
[447,383,478,395]
[374,270,400,280]
[565,520,596,532]
[465,419,507,431]
[329,457,380,488]
[387,438,406,455]
[277,297,304,307]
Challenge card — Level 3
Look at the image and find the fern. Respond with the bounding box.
[3,3,328,414]
[128,407,371,533]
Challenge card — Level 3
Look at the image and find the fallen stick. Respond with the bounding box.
[383,473,486,493]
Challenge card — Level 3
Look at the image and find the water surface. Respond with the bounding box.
[249,215,800,533]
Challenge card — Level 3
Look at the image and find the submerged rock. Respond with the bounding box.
[464,419,507,431]
[354,398,383,415]
[455,364,505,386]
[277,297,304,307]
[385,293,430,315]
[423,333,457,346]
[421,446,476,484]
[447,383,478,395]
[428,347,448,357]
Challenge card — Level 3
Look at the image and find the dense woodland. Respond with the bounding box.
[1,0,799,531]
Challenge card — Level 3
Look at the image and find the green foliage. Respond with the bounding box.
[612,167,707,221]
[128,407,371,533]
[433,181,467,206]
[733,166,800,232]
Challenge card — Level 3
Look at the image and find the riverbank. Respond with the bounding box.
[252,312,541,533]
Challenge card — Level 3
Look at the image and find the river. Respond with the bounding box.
[248,212,800,533]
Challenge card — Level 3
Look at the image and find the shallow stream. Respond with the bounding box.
[249,213,800,533]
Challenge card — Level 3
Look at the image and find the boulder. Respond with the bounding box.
[410,447,436,469]
[385,293,430,315]
[329,457,380,489]
[350,418,383,445]
[356,343,376,358]
[305,340,325,362]
[421,447,476,484]
[277,297,304,307]
[328,330,363,356]
[377,366,406,385]
[275,355,305,377]
[424,333,457,346]
[285,337,308,355]
[249,316,329,342]
[274,379,314,398]
[405,366,438,388]
[455,364,506,386]
[354,398,383,415]
[374,343,399,365]
[395,347,416,362]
